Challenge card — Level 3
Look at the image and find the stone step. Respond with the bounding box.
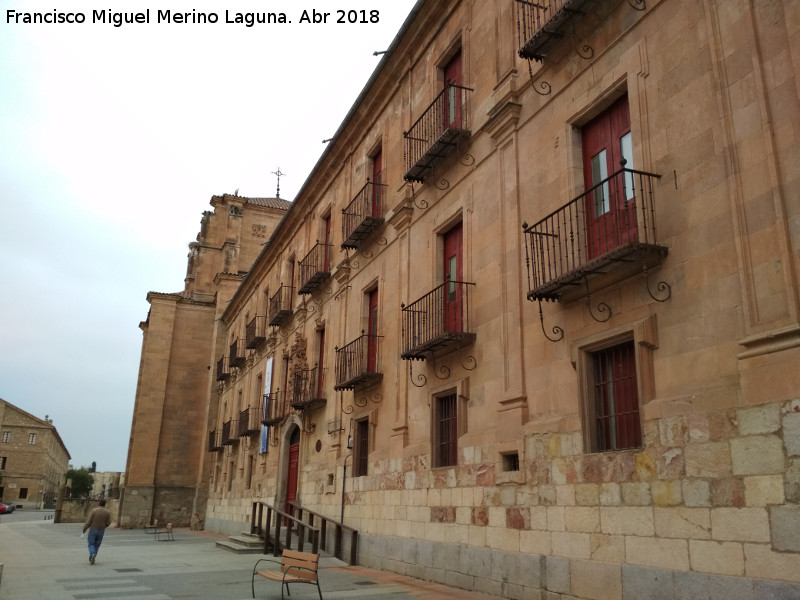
[229,534,263,548]
[215,539,263,554]
[216,532,344,562]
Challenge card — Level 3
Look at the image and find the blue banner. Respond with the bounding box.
[259,357,273,454]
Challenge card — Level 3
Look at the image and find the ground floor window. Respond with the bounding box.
[592,340,641,451]
[354,419,369,477]
[436,392,458,467]
[574,315,657,454]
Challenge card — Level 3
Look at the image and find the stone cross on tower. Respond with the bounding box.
[271,167,286,199]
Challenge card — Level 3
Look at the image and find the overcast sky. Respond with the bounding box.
[0,0,418,472]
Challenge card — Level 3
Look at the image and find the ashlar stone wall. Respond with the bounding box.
[345,398,800,599]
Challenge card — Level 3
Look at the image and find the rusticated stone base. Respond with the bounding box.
[359,534,800,600]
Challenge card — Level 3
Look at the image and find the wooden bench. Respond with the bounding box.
[251,549,322,599]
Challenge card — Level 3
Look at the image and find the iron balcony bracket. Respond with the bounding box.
[527,59,552,96]
[409,361,427,388]
[584,275,613,323]
[538,299,565,343]
[644,267,672,302]
[571,24,594,59]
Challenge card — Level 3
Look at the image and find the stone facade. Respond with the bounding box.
[90,471,124,499]
[119,194,290,528]
[128,0,800,598]
[0,399,71,509]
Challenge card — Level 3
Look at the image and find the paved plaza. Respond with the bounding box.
[0,512,504,600]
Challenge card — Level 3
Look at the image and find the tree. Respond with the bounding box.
[66,468,94,498]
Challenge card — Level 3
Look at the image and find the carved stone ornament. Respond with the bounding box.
[290,332,307,364]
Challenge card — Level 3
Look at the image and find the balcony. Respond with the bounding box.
[403,84,472,183]
[216,356,231,381]
[341,181,387,249]
[523,167,666,302]
[268,285,294,326]
[290,367,326,411]
[208,430,222,452]
[515,0,592,61]
[334,333,383,391]
[261,391,286,426]
[246,316,268,349]
[401,281,476,360]
[229,340,246,369]
[238,407,261,437]
[221,419,239,446]
[298,243,333,295]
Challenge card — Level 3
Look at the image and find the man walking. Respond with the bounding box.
[82,499,112,565]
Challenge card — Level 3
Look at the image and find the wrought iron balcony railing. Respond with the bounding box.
[515,0,591,61]
[298,243,333,295]
[291,367,326,411]
[268,285,294,326]
[403,83,472,183]
[208,430,222,452]
[334,333,383,391]
[238,407,261,437]
[246,316,268,349]
[401,281,476,360]
[229,340,246,369]
[216,356,231,381]
[341,180,387,250]
[523,166,666,302]
[221,419,239,445]
[261,391,286,426]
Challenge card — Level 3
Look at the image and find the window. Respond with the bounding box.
[442,48,463,128]
[591,341,641,451]
[354,418,369,477]
[316,327,326,398]
[442,222,464,333]
[502,452,520,472]
[0,457,6,469]
[322,213,332,271]
[19,488,28,499]
[435,393,458,467]
[28,432,37,445]
[581,94,635,258]
[367,288,379,372]
[371,148,383,218]
[1,431,9,443]
[287,256,295,309]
